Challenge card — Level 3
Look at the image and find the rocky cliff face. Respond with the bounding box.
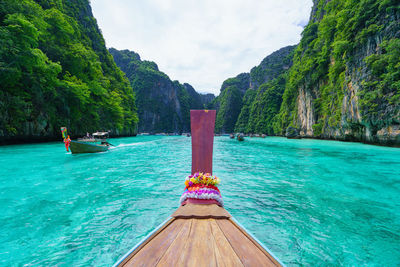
[183,83,213,110]
[212,0,399,146]
[236,46,296,134]
[110,48,213,133]
[211,73,250,133]
[200,93,216,106]
[290,0,400,146]
[212,45,296,134]
[249,45,296,90]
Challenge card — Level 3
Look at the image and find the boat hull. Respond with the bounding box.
[114,204,282,267]
[69,140,108,154]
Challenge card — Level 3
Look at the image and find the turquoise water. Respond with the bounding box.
[0,136,399,266]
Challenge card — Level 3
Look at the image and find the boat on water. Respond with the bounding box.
[69,140,109,154]
[114,110,282,267]
[70,132,110,154]
[237,133,245,141]
[61,128,111,154]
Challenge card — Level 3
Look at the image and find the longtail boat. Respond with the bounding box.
[70,132,110,154]
[61,128,110,154]
[114,110,283,267]
[69,140,109,154]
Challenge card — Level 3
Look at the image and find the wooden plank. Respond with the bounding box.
[176,219,217,266]
[229,219,282,266]
[156,219,193,266]
[216,219,280,267]
[172,204,231,219]
[122,219,184,266]
[118,217,175,266]
[209,219,244,267]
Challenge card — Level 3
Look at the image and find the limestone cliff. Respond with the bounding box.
[109,48,214,133]
[283,0,400,146]
[211,45,296,134]
[211,73,250,133]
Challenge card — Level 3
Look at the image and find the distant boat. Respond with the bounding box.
[114,110,282,266]
[237,133,245,141]
[69,140,109,154]
[230,133,235,139]
[61,129,111,154]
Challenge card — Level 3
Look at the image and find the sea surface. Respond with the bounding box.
[0,136,399,266]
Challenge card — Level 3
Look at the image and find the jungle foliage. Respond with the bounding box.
[214,0,399,137]
[109,48,209,133]
[277,0,400,135]
[0,0,138,141]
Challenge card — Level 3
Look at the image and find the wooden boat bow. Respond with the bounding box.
[114,110,283,266]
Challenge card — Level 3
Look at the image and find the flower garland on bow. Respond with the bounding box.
[179,172,223,206]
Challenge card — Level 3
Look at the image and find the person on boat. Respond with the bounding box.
[64,135,71,152]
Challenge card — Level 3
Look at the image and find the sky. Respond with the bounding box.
[91,0,313,95]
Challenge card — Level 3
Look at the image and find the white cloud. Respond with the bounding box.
[91,0,313,94]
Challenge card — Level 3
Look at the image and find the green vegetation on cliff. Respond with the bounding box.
[234,89,256,133]
[109,48,214,133]
[215,85,243,133]
[236,46,296,134]
[0,0,138,142]
[277,0,400,140]
[212,46,296,134]
[214,0,399,145]
[361,38,400,122]
[212,73,249,133]
[245,74,288,135]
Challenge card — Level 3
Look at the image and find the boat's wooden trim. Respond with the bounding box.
[227,218,284,266]
[172,203,231,219]
[113,217,175,267]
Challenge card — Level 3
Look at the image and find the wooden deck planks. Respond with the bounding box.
[216,219,279,267]
[147,218,246,267]
[123,219,184,266]
[209,219,244,267]
[156,219,192,266]
[176,219,217,266]
[119,208,281,267]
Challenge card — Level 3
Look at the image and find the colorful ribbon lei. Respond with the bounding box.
[179,172,223,206]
